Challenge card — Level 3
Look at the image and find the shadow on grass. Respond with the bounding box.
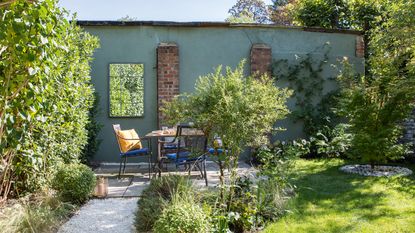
[288,160,415,223]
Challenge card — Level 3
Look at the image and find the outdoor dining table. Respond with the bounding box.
[145,128,205,176]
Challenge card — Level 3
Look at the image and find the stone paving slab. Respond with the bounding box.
[95,161,257,197]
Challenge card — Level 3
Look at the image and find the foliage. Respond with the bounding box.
[272,45,353,158]
[0,191,75,233]
[153,192,211,233]
[292,0,350,29]
[208,175,292,233]
[228,0,270,23]
[0,0,99,199]
[272,44,337,137]
[269,0,297,25]
[338,0,415,166]
[226,10,256,23]
[51,163,96,204]
[135,175,192,232]
[310,123,352,158]
[109,63,144,117]
[264,159,415,233]
[80,91,103,165]
[162,60,291,205]
[255,141,300,185]
[291,0,386,30]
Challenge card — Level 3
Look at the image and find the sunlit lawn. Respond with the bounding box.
[264,159,415,233]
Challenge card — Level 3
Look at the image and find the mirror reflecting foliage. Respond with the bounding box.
[109,63,144,117]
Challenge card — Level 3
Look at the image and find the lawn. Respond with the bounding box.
[264,159,415,233]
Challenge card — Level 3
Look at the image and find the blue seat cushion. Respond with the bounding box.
[166,151,191,160]
[121,148,149,157]
[163,144,178,149]
[208,148,227,154]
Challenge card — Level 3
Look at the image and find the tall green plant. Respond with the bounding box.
[80,92,103,165]
[162,60,292,204]
[338,0,415,167]
[0,0,99,200]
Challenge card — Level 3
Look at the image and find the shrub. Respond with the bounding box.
[135,175,192,232]
[338,0,415,167]
[51,163,96,204]
[0,0,99,199]
[162,60,292,205]
[80,91,103,165]
[153,193,210,233]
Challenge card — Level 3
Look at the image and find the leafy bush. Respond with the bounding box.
[255,141,300,186]
[162,60,292,205]
[0,0,99,199]
[51,163,96,204]
[153,193,210,233]
[338,0,415,167]
[310,123,352,158]
[80,92,103,165]
[135,175,192,232]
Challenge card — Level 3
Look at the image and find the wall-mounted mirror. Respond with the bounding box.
[109,63,144,117]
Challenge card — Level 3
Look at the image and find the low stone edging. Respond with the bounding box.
[339,164,413,177]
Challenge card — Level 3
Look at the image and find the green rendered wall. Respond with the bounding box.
[83,25,364,162]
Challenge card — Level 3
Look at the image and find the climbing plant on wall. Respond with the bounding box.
[272,44,338,137]
[272,44,352,157]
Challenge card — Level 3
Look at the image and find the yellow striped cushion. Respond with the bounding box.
[117,129,142,153]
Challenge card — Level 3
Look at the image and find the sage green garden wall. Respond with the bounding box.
[83,25,364,162]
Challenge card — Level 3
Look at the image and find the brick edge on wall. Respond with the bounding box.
[355,36,365,58]
[250,43,272,77]
[157,42,179,127]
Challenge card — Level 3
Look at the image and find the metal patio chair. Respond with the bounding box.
[159,124,208,186]
[112,124,152,179]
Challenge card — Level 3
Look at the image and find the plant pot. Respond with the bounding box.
[94,176,108,198]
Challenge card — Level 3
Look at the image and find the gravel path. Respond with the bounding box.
[58,198,138,233]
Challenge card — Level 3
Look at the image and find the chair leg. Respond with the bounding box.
[147,154,151,180]
[118,157,123,178]
[123,157,127,174]
[158,159,162,177]
[203,159,208,186]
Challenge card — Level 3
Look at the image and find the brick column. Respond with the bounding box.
[355,36,365,58]
[157,42,179,127]
[250,43,272,77]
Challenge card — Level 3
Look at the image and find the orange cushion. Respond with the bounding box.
[116,129,142,153]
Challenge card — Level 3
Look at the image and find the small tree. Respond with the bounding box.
[338,0,415,168]
[228,0,270,23]
[162,60,292,204]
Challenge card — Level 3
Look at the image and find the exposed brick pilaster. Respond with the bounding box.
[157,42,179,127]
[250,43,272,78]
[356,36,365,58]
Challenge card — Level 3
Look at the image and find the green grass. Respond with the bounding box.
[264,159,415,233]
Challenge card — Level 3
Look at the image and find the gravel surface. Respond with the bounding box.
[58,198,138,233]
[340,164,413,177]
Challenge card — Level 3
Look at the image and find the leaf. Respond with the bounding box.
[28,67,38,76]
[0,46,7,55]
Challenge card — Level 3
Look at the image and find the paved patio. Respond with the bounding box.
[93,161,257,198]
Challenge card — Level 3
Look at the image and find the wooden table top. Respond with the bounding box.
[145,128,204,138]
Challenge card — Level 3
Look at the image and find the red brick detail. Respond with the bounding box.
[157,42,179,127]
[356,36,365,58]
[250,43,272,78]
